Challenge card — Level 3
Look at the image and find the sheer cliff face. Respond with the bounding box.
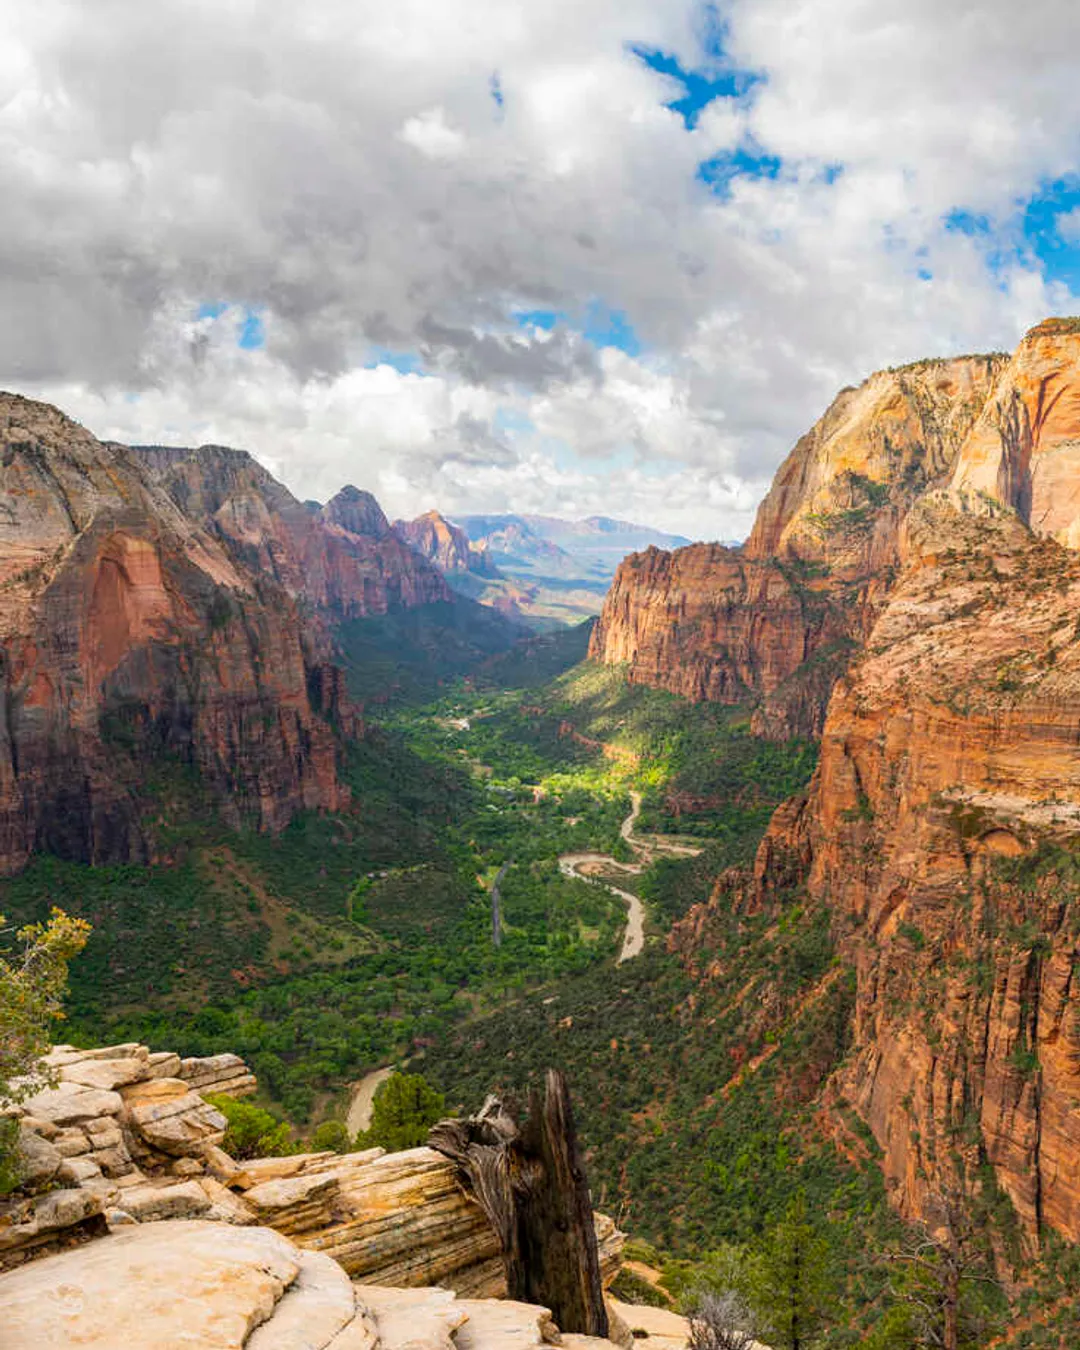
[754,327,1080,1244]
[950,319,1080,545]
[0,397,345,875]
[134,448,449,620]
[590,356,1005,735]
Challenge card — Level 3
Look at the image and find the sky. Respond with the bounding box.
[3,1,1080,541]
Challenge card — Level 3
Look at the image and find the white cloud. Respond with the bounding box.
[399,107,466,159]
[1,0,1078,541]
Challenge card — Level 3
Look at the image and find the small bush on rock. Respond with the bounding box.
[206,1095,296,1160]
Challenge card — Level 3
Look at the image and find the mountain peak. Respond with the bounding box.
[394,509,472,571]
[321,485,390,538]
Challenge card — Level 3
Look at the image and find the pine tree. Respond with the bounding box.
[359,1072,446,1151]
[748,1194,835,1350]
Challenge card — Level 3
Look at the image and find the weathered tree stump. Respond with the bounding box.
[429,1068,609,1338]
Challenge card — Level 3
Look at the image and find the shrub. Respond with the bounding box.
[206,1094,296,1160]
[687,1291,759,1350]
[0,908,90,1194]
[309,1119,352,1154]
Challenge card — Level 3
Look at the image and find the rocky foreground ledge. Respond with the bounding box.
[0,1043,682,1348]
[0,1218,690,1349]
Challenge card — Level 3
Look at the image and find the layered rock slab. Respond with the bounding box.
[0,1220,377,1350]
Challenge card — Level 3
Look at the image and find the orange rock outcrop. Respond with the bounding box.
[394,510,474,573]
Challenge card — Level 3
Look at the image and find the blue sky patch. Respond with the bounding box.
[583,303,641,357]
[1022,177,1080,291]
[494,407,535,436]
[513,308,564,331]
[237,309,265,350]
[511,304,641,356]
[944,209,992,237]
[366,348,425,375]
[195,302,266,349]
[698,146,782,197]
[631,41,761,129]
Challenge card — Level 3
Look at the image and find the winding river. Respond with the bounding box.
[558,791,701,964]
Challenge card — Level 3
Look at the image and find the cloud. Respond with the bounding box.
[399,107,466,159]
[1,0,1078,541]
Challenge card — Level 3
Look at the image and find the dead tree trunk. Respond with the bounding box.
[429,1069,609,1338]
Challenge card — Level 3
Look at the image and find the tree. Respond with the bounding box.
[874,1188,1003,1350]
[0,908,91,1192]
[748,1194,835,1350]
[206,1095,295,1160]
[359,1072,445,1151]
[310,1119,351,1154]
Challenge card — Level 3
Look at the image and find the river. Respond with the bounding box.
[558,791,700,964]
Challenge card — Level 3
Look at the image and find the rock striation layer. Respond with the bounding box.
[2,1040,624,1298]
[590,355,1005,736]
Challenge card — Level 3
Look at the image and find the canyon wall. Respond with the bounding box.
[753,323,1080,1244]
[393,510,474,573]
[135,447,450,620]
[590,355,1006,735]
[0,396,478,876]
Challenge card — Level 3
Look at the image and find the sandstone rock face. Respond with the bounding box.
[135,445,449,621]
[589,543,854,737]
[253,1144,621,1297]
[0,1045,258,1269]
[394,511,474,573]
[0,395,345,874]
[590,356,1004,736]
[0,1222,648,1350]
[756,442,1080,1241]
[177,1052,257,1099]
[951,319,1080,545]
[746,355,1004,568]
[0,1220,377,1350]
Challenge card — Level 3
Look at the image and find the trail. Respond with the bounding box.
[346,1065,394,1138]
[558,791,701,964]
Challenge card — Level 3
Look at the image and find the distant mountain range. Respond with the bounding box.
[391,511,692,626]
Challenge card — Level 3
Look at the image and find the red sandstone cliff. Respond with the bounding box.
[0,397,347,875]
[134,447,449,620]
[750,323,1080,1245]
[590,355,1005,735]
